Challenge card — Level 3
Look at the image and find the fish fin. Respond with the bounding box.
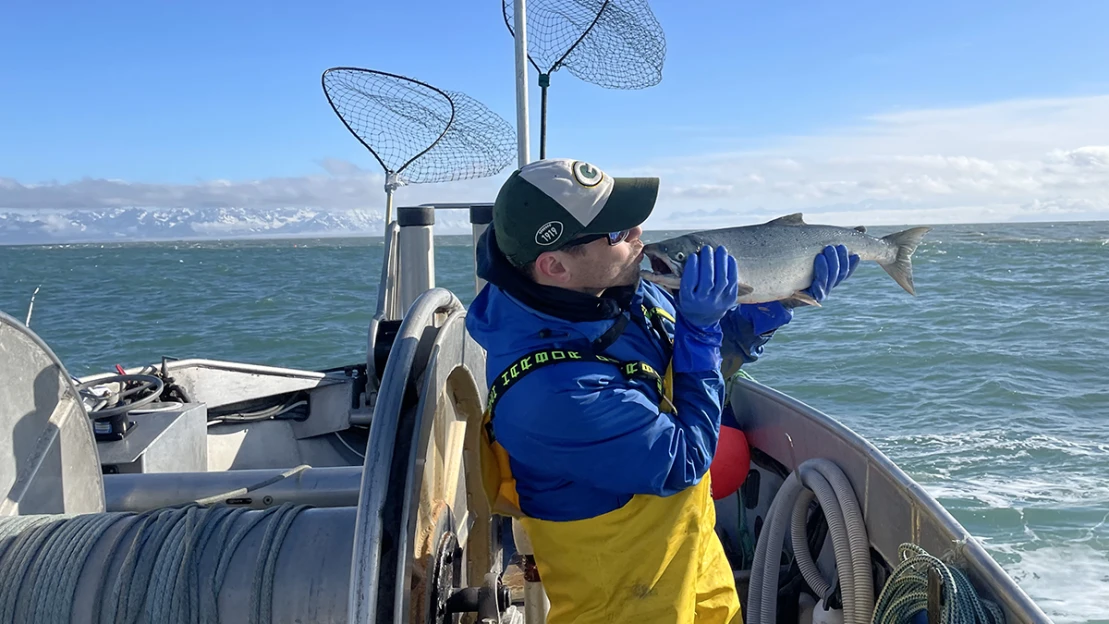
[764,213,806,226]
[735,283,754,299]
[854,225,867,233]
[879,226,933,295]
[781,291,822,308]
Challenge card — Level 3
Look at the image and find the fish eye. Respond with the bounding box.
[674,252,686,261]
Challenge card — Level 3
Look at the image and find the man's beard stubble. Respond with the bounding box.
[613,241,645,286]
[576,241,645,294]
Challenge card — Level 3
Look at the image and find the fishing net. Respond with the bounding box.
[502,0,666,156]
[503,0,665,89]
[321,67,516,221]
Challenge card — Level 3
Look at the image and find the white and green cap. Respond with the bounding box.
[493,158,659,266]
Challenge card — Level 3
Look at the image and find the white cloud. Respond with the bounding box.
[0,169,504,214]
[634,94,1109,228]
[2,94,1108,229]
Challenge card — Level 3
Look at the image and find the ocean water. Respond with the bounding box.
[2,221,1108,622]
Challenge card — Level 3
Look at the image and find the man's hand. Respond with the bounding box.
[805,244,859,303]
[676,245,740,330]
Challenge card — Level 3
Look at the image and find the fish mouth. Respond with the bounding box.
[642,247,678,275]
[639,247,682,289]
[649,253,676,277]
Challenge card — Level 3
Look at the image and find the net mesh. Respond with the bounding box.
[418,89,517,183]
[503,0,666,89]
[321,67,516,185]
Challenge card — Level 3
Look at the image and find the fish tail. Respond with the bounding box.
[879,226,932,295]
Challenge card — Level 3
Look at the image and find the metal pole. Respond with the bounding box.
[539,82,548,159]
[102,467,364,512]
[469,204,493,295]
[385,186,395,227]
[381,173,404,322]
[397,206,436,314]
[513,0,530,168]
[511,4,549,622]
[538,73,549,160]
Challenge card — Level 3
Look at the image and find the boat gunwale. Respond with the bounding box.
[729,375,1052,624]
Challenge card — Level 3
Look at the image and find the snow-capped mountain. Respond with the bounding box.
[0,206,476,245]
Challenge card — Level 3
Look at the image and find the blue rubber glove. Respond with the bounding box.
[676,245,740,330]
[805,244,860,302]
[730,301,794,338]
[673,245,740,373]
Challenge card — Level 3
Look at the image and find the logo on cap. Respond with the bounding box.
[571,161,603,187]
[535,221,564,246]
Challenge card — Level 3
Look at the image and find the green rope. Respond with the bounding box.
[872,543,1006,624]
[728,367,757,569]
[735,493,755,570]
[0,502,309,624]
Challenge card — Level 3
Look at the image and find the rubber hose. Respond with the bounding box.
[747,458,874,624]
[747,471,803,623]
[790,490,829,596]
[797,467,856,622]
[807,458,875,622]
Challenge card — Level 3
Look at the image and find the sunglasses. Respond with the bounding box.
[561,230,630,248]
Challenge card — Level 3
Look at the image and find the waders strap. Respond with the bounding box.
[484,347,674,443]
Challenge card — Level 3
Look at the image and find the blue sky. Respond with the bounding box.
[2,0,1108,227]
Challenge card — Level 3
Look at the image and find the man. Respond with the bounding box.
[466,158,856,623]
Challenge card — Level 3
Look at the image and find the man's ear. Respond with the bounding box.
[534,252,571,284]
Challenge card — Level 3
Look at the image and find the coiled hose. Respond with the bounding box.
[747,457,875,624]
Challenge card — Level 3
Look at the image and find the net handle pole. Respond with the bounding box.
[539,75,548,159]
[385,187,394,226]
[384,173,403,226]
[513,0,531,168]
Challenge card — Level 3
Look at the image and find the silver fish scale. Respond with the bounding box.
[642,214,931,305]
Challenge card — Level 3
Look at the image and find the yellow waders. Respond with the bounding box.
[479,348,742,624]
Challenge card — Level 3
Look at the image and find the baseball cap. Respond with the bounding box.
[492,158,659,266]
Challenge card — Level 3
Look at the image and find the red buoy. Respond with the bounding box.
[710,426,751,500]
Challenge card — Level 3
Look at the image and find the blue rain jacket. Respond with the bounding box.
[465,227,778,522]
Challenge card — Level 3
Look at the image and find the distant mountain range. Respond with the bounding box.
[0,207,477,245]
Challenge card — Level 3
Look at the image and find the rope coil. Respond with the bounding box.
[0,503,309,624]
[872,543,1006,624]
